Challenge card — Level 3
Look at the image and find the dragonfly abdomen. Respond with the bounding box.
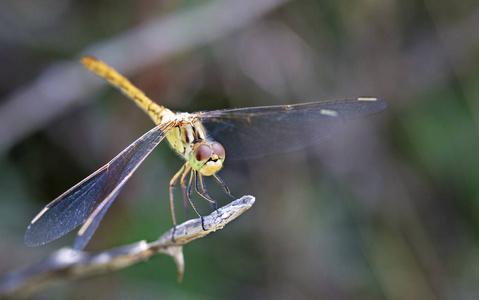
[81,56,174,125]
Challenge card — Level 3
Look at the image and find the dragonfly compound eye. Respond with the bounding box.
[195,144,212,162]
[212,142,225,159]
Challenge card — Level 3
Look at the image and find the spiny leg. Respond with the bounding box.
[196,173,217,211]
[187,170,207,231]
[169,164,186,242]
[169,164,186,225]
[180,165,191,220]
[201,179,218,211]
[213,174,236,200]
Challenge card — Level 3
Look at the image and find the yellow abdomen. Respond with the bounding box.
[81,56,173,126]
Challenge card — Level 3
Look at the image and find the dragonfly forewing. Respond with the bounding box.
[196,97,386,160]
[25,122,175,249]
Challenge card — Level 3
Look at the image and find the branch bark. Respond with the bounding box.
[0,195,255,299]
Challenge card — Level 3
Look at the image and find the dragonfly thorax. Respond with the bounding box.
[166,115,225,176]
[165,115,204,155]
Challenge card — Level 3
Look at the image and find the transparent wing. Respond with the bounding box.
[195,98,386,160]
[25,122,175,250]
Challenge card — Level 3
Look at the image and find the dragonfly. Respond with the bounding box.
[25,57,387,251]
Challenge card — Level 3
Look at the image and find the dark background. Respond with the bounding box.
[1,0,478,299]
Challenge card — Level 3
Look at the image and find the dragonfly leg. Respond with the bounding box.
[187,170,207,231]
[213,174,236,200]
[169,164,186,242]
[201,174,218,211]
[180,165,191,220]
[169,165,186,226]
[195,173,217,210]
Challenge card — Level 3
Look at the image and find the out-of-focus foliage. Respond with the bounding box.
[1,0,479,299]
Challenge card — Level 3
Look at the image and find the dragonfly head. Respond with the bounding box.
[189,141,225,176]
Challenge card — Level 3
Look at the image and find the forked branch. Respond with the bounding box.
[0,196,255,299]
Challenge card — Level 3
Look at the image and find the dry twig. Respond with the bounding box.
[0,195,255,299]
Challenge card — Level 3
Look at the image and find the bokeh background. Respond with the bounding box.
[1,0,478,299]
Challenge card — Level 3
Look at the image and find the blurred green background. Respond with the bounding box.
[1,0,478,299]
